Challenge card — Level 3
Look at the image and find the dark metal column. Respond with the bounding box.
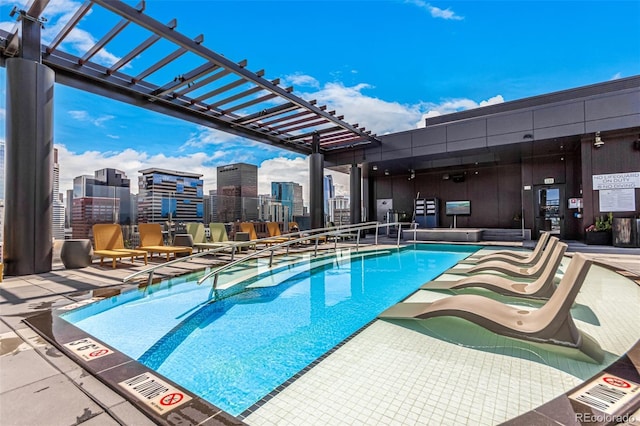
[350,164,362,225]
[309,134,324,229]
[4,16,54,275]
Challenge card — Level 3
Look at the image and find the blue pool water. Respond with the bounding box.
[62,245,477,415]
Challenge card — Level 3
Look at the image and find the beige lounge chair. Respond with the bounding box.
[446,238,560,278]
[209,222,255,252]
[266,222,294,243]
[240,222,283,247]
[459,232,553,266]
[92,224,148,268]
[138,223,193,261]
[379,254,599,356]
[186,223,227,252]
[422,242,568,299]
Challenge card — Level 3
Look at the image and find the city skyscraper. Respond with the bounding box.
[271,181,303,224]
[138,168,204,224]
[52,148,65,240]
[323,175,335,222]
[71,168,132,239]
[216,163,258,222]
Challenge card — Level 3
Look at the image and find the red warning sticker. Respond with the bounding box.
[64,338,113,361]
[119,372,192,414]
[569,373,640,415]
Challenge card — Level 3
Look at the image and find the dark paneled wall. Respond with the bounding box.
[374,164,522,228]
[581,132,640,231]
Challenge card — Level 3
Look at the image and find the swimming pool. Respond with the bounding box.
[62,245,477,416]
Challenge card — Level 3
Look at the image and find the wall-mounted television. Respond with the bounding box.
[445,200,471,215]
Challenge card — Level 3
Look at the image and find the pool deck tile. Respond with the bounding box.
[1,238,639,425]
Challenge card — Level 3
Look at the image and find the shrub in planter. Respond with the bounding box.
[585,212,613,245]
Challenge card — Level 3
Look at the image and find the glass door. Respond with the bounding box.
[535,185,564,238]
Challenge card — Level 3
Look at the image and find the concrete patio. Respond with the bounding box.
[1,239,638,425]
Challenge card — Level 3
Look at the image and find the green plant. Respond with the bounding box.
[594,212,613,231]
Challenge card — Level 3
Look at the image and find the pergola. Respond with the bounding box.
[1,0,379,275]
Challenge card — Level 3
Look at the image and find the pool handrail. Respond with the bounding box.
[196,221,405,288]
[122,221,406,287]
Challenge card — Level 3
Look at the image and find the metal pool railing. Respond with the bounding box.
[122,221,406,288]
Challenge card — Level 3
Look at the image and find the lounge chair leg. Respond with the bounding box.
[112,258,116,268]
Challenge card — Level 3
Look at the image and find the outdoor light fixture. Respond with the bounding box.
[372,165,378,171]
[384,169,390,176]
[408,169,415,180]
[594,131,604,148]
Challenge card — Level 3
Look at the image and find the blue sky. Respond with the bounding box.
[1,0,639,202]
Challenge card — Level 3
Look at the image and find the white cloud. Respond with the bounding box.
[415,95,504,128]
[611,72,622,80]
[68,110,115,127]
[55,145,218,195]
[55,144,350,207]
[405,0,464,20]
[0,0,122,67]
[283,73,320,88]
[290,78,503,134]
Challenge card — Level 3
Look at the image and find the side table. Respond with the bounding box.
[60,239,93,269]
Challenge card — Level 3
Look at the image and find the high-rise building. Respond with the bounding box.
[271,181,303,224]
[329,195,350,225]
[52,148,65,240]
[65,189,73,228]
[216,163,258,222]
[138,168,204,224]
[71,168,132,239]
[208,190,218,223]
[323,175,334,219]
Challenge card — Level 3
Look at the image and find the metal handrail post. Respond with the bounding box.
[356,229,360,250]
[269,248,275,267]
[397,224,402,247]
[375,223,379,245]
[314,237,319,257]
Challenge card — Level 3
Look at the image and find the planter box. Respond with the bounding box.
[585,231,612,245]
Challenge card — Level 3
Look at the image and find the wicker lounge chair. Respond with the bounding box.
[92,224,148,268]
[379,254,599,355]
[138,223,193,261]
[446,238,561,278]
[422,242,568,299]
[459,232,553,266]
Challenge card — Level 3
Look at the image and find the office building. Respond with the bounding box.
[271,181,303,224]
[323,175,334,220]
[207,190,218,223]
[71,168,132,239]
[216,163,258,222]
[138,168,204,224]
[329,196,350,225]
[65,189,73,228]
[52,149,65,240]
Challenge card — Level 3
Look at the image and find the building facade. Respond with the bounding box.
[325,76,640,242]
[271,181,303,224]
[52,148,65,240]
[71,168,132,239]
[138,168,204,224]
[216,163,258,222]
